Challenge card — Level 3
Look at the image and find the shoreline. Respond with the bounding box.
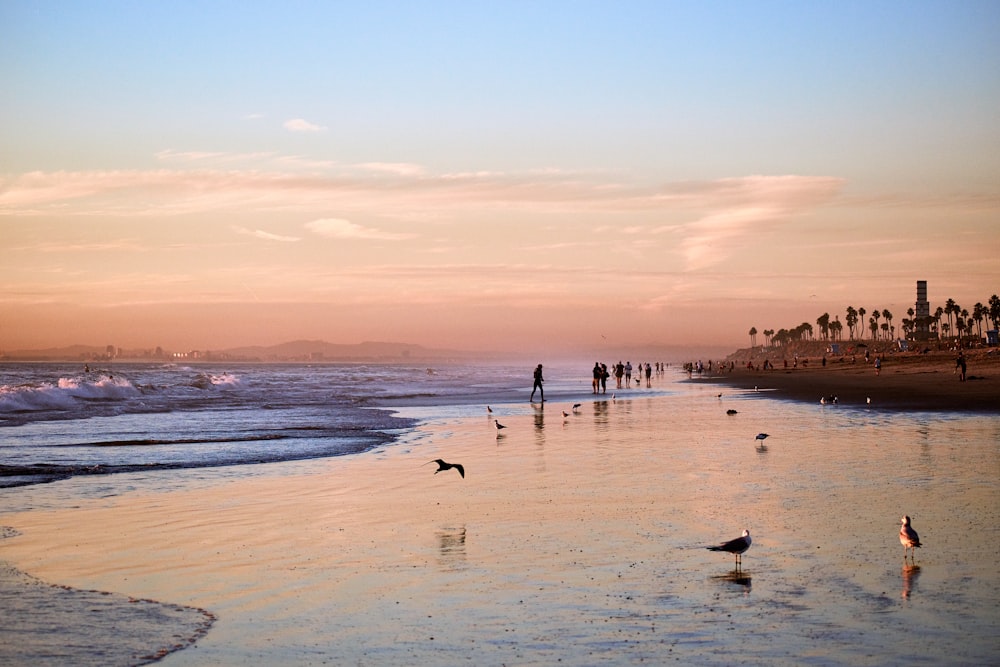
[1,381,998,664]
[696,348,999,412]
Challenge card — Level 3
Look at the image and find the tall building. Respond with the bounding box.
[915,280,930,340]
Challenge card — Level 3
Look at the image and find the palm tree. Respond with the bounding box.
[858,307,867,338]
[883,309,893,339]
[972,302,986,339]
[846,306,858,340]
[749,327,758,347]
[944,298,957,339]
[869,316,879,340]
[830,317,843,341]
[934,306,944,339]
[872,309,881,339]
[817,313,830,340]
[989,295,1000,330]
[764,329,774,347]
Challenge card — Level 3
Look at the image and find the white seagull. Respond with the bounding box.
[899,515,922,562]
[707,529,752,568]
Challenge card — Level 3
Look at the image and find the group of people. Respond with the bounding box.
[529,360,665,402]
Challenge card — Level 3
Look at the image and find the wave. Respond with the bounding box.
[0,375,140,413]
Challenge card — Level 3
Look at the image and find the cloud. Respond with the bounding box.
[675,176,845,271]
[356,162,426,177]
[283,118,327,133]
[232,225,301,242]
[305,218,415,241]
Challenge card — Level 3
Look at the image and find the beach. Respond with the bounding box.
[705,347,999,412]
[1,365,998,665]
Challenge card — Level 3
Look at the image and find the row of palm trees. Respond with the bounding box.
[748,295,1000,348]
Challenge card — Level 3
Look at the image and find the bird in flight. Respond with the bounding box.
[707,529,752,568]
[899,515,922,562]
[426,459,465,478]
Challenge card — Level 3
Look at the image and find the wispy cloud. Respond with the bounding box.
[283,118,327,133]
[232,225,301,242]
[305,218,416,241]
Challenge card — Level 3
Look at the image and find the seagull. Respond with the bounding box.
[726,409,738,415]
[562,410,570,418]
[899,515,922,562]
[572,403,582,411]
[487,405,493,413]
[494,420,507,432]
[755,433,769,442]
[707,529,752,568]
[426,459,465,478]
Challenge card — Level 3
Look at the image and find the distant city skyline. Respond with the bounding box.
[3,2,998,355]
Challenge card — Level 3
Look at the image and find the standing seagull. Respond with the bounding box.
[426,459,465,478]
[899,515,922,562]
[707,529,752,568]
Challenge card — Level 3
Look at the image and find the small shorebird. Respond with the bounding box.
[726,409,738,415]
[494,420,507,432]
[755,433,769,442]
[899,515,922,562]
[572,403,582,411]
[426,459,465,478]
[707,529,752,568]
[487,405,492,413]
[562,410,570,418]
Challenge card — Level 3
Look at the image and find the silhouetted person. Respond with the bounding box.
[530,363,544,402]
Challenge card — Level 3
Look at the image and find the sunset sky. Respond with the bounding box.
[3,1,998,357]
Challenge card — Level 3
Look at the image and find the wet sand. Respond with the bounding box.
[1,388,998,665]
[701,349,1000,412]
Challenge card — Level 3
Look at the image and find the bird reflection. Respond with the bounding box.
[712,570,752,595]
[436,525,467,570]
[901,563,921,599]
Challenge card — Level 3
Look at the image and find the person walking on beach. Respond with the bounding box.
[957,352,967,381]
[592,362,602,394]
[600,363,609,394]
[615,362,624,389]
[644,362,652,387]
[874,356,881,376]
[624,361,632,386]
[531,363,545,402]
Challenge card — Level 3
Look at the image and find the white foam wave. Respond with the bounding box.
[0,375,139,413]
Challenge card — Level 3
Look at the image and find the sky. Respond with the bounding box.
[2,1,999,357]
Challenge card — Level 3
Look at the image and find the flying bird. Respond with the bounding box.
[707,529,752,568]
[426,459,465,478]
[899,515,922,562]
